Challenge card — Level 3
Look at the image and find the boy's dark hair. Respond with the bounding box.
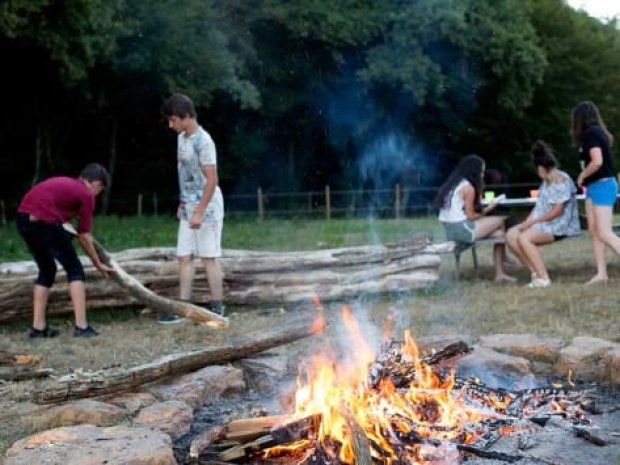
[433,154,485,212]
[80,163,110,188]
[162,93,196,119]
[531,140,557,170]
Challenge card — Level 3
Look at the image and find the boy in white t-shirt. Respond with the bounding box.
[161,94,225,323]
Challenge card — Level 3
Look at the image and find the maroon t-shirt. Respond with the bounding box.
[18,177,95,233]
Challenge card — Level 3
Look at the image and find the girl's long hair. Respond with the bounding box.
[433,154,484,212]
[571,101,614,147]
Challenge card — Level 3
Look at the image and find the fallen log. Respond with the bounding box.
[79,224,227,328]
[0,366,53,381]
[33,315,324,404]
[0,350,42,366]
[0,238,451,322]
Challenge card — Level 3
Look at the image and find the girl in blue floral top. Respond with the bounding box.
[506,141,580,288]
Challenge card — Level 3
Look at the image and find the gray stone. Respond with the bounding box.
[150,365,245,408]
[556,336,619,381]
[34,399,127,429]
[457,346,531,388]
[479,334,564,363]
[107,392,157,414]
[133,400,193,440]
[5,425,177,465]
[237,355,289,393]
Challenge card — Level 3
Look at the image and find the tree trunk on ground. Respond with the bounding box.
[33,315,324,404]
[0,239,452,323]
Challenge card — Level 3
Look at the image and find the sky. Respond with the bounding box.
[566,0,620,20]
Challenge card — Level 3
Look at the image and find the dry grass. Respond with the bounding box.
[1,229,620,454]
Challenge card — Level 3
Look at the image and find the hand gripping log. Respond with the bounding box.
[64,223,228,328]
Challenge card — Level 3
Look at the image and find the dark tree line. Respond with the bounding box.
[1,0,619,215]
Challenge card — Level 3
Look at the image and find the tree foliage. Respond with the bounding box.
[1,0,620,210]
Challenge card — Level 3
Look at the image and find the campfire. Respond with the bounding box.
[189,307,606,464]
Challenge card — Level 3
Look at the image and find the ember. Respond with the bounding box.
[191,308,611,464]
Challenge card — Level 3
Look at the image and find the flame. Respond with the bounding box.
[274,308,488,464]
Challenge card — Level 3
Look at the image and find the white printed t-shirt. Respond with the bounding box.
[177,126,224,222]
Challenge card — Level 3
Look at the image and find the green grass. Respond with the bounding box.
[0,215,443,262]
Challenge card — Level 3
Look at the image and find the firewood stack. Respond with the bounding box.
[187,339,611,464]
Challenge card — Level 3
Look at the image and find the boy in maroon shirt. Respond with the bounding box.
[16,163,113,338]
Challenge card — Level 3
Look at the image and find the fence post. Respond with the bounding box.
[0,199,6,225]
[152,193,158,216]
[394,183,401,219]
[325,185,331,220]
[257,187,264,221]
[137,193,143,217]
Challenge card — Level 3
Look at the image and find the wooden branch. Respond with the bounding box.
[0,366,53,381]
[91,239,227,328]
[341,406,372,465]
[33,315,324,404]
[189,425,227,459]
[0,350,42,366]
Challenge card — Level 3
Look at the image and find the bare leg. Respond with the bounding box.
[506,226,535,274]
[68,280,88,328]
[202,258,223,302]
[32,284,51,330]
[593,204,620,254]
[178,255,194,300]
[585,201,608,284]
[474,215,507,239]
[517,229,554,280]
[475,216,514,281]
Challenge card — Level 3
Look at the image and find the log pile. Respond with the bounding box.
[0,235,451,322]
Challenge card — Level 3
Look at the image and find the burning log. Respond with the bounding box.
[368,339,472,388]
[33,316,324,404]
[341,407,372,465]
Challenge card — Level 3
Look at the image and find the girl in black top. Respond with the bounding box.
[572,101,620,284]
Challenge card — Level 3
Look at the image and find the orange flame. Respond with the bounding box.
[274,309,489,464]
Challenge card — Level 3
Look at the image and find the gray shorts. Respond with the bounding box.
[442,220,476,244]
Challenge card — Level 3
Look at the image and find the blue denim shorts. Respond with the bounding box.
[442,220,476,244]
[586,177,618,206]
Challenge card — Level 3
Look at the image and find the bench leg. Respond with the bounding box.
[454,251,461,280]
[471,244,478,276]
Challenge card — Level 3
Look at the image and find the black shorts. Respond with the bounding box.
[16,213,85,287]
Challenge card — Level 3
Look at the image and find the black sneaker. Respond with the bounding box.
[28,327,60,339]
[210,302,226,317]
[74,325,99,337]
[156,313,185,325]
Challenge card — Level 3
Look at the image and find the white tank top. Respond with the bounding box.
[438,179,470,222]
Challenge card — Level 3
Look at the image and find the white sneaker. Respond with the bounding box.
[527,277,551,288]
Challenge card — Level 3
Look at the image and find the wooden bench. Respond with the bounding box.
[453,237,506,278]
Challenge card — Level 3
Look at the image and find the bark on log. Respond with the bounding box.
[0,350,42,366]
[0,239,451,323]
[33,315,324,404]
[0,366,53,381]
[341,407,373,465]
